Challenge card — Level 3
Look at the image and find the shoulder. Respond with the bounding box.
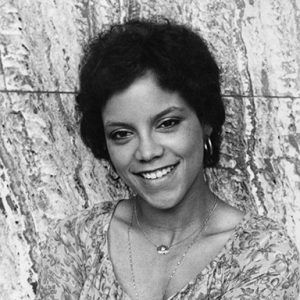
[230,213,299,261]
[219,214,300,298]
[235,213,298,253]
[218,214,300,299]
[227,213,299,284]
[51,200,119,245]
[37,200,121,299]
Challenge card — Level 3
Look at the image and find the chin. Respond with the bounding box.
[134,187,185,211]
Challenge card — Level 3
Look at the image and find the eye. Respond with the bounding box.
[158,118,180,129]
[109,130,133,141]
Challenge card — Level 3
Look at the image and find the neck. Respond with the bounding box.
[133,183,215,235]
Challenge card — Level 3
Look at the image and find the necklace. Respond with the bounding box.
[134,203,206,255]
[127,196,218,300]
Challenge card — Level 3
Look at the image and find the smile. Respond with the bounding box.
[138,163,178,180]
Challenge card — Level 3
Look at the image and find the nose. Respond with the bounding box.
[134,134,164,162]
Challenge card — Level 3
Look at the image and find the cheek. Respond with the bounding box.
[107,146,122,168]
[106,143,133,172]
[175,126,204,158]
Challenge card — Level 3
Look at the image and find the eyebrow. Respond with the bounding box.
[104,106,185,128]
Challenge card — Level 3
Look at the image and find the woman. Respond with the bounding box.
[36,19,299,299]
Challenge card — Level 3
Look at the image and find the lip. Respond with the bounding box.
[133,162,179,176]
[133,162,180,185]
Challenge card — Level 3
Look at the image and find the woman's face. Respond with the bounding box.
[102,73,210,210]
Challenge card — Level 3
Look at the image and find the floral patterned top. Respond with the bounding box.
[36,200,300,300]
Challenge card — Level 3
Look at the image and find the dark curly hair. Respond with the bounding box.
[76,19,225,167]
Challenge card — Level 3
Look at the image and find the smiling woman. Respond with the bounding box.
[102,72,210,211]
[36,19,300,300]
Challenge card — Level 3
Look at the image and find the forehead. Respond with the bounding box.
[102,73,191,123]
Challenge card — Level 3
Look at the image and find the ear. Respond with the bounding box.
[203,124,213,137]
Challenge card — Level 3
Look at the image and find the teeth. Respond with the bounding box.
[140,165,175,180]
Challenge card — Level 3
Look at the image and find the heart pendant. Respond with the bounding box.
[157,245,169,255]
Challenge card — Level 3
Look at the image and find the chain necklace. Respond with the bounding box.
[127,196,218,300]
[134,202,207,255]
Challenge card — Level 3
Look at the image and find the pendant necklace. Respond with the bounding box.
[134,202,208,255]
[127,196,218,300]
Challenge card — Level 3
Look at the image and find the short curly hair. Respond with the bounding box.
[76,19,225,167]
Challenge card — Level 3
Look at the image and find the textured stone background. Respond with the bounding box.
[0,0,300,299]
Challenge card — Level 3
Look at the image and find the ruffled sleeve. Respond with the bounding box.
[35,216,86,300]
[221,217,300,299]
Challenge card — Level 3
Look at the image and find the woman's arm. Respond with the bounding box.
[221,226,300,299]
[35,217,85,300]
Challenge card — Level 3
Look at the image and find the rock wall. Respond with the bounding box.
[0,0,299,299]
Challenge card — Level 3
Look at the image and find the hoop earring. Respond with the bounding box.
[204,137,213,157]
